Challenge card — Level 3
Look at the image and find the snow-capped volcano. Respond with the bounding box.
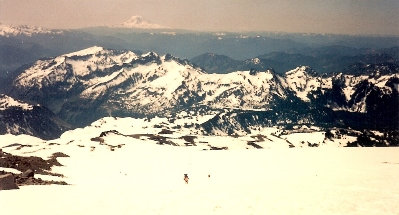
[117,16,167,29]
[0,23,62,37]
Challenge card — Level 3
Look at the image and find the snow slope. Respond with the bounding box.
[14,46,138,90]
[200,70,286,109]
[1,113,398,213]
[1,128,398,214]
[284,66,326,101]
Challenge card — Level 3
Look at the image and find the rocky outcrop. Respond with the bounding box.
[0,174,19,190]
[0,94,72,139]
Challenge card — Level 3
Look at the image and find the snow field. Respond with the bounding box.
[0,116,397,214]
[1,146,398,215]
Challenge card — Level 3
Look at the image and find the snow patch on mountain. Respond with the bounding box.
[147,61,186,99]
[339,74,370,101]
[337,72,397,102]
[332,72,399,113]
[201,70,284,108]
[0,94,33,110]
[285,66,323,102]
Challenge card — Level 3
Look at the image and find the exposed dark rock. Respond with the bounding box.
[91,137,104,143]
[247,141,263,149]
[0,151,67,175]
[208,145,228,150]
[0,174,19,190]
[15,175,68,186]
[181,135,197,146]
[0,94,72,139]
[0,151,69,186]
[159,129,174,134]
[21,169,34,178]
[100,130,121,137]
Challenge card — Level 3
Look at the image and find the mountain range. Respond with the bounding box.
[1,23,398,83]
[1,47,396,140]
[191,46,399,74]
[1,18,399,215]
[0,23,398,144]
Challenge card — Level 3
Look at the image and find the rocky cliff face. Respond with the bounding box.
[0,94,71,139]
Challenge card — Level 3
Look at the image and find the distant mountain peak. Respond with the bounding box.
[285,66,316,77]
[0,23,62,37]
[250,58,261,65]
[284,66,323,101]
[117,16,168,29]
[63,46,105,57]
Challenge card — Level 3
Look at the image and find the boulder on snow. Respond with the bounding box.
[0,174,19,190]
[21,169,34,178]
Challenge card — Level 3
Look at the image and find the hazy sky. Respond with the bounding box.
[0,0,398,35]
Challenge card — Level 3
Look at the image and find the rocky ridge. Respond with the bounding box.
[7,47,399,132]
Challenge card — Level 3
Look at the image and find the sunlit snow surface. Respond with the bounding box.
[0,94,34,110]
[1,117,398,214]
